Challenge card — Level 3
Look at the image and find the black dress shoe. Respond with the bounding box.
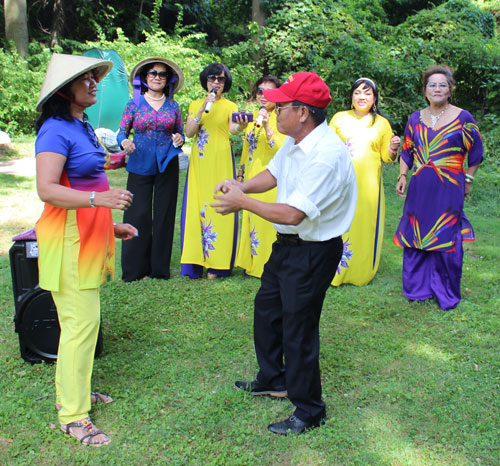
[234,380,287,398]
[268,414,326,435]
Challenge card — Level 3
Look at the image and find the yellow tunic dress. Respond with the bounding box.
[329,110,394,286]
[235,110,286,278]
[180,97,238,276]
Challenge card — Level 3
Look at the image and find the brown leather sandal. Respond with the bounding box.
[91,392,113,405]
[61,417,111,447]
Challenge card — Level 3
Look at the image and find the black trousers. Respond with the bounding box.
[254,235,342,423]
[121,159,179,282]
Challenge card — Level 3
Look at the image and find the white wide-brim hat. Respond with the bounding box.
[36,53,113,112]
[129,56,184,93]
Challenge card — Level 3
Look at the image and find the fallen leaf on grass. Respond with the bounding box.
[160,329,169,332]
[49,423,57,430]
[238,313,246,320]
[474,364,479,371]
[465,288,472,293]
[126,330,132,340]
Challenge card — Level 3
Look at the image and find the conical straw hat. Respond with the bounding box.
[36,53,113,112]
[129,56,184,94]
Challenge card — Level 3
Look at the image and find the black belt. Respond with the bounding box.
[276,233,340,246]
[276,233,304,246]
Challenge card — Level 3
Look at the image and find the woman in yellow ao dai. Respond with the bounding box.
[330,78,400,286]
[180,63,239,279]
[234,76,286,278]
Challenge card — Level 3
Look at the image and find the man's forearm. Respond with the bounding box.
[240,196,305,225]
[242,169,277,194]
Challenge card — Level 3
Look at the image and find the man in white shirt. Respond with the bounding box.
[213,72,357,435]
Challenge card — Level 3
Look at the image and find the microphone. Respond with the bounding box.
[204,89,218,113]
[255,106,266,128]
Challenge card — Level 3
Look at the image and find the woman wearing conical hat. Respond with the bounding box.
[35,53,138,446]
[117,57,185,282]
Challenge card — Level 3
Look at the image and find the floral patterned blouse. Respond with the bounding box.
[117,95,184,175]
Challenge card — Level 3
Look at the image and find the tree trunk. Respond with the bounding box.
[251,0,266,63]
[252,0,266,26]
[4,0,29,57]
[48,0,65,48]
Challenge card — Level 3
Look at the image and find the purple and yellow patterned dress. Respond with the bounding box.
[394,110,483,309]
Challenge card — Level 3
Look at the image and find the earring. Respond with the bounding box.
[372,104,377,112]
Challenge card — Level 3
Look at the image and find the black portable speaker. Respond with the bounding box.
[9,236,102,364]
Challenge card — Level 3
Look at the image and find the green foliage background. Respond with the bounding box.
[0,0,498,145]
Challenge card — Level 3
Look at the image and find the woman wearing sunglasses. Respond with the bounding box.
[35,53,137,446]
[180,63,239,279]
[117,57,185,282]
[233,75,286,278]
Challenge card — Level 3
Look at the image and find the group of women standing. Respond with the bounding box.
[117,56,482,311]
[33,52,482,446]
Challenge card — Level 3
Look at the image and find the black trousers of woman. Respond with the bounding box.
[253,235,342,423]
[121,159,179,282]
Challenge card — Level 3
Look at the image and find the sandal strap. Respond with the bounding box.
[91,391,113,404]
[79,428,105,445]
[63,418,108,445]
[63,419,87,434]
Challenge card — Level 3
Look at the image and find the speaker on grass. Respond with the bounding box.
[9,229,103,364]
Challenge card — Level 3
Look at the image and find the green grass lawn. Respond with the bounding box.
[0,138,498,465]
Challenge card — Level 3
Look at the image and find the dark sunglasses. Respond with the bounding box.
[207,75,226,83]
[147,70,168,80]
[83,120,100,148]
[256,87,265,95]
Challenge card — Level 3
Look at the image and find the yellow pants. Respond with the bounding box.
[51,210,100,424]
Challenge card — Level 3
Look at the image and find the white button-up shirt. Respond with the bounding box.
[267,121,357,241]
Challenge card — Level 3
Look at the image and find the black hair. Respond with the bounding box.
[199,62,232,93]
[291,100,327,126]
[422,64,455,104]
[139,62,173,96]
[35,82,74,133]
[349,78,382,126]
[252,75,282,99]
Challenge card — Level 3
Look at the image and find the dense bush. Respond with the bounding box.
[219,0,499,134]
[0,43,52,134]
[0,0,498,160]
[0,30,242,136]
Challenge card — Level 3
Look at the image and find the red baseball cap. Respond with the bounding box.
[263,72,332,109]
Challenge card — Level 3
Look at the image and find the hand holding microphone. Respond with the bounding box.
[204,89,218,113]
[255,106,268,129]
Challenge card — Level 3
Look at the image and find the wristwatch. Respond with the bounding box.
[89,191,96,208]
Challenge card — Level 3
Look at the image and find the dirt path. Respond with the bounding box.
[0,157,36,177]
